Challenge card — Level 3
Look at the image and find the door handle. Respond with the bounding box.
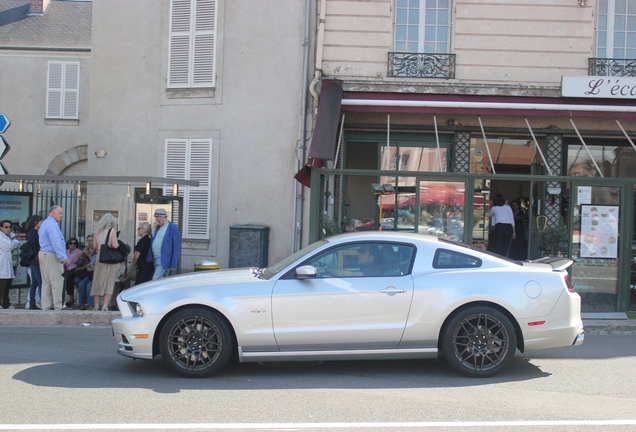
[380,286,407,294]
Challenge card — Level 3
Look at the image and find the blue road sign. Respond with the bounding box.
[0,136,9,160]
[0,114,9,134]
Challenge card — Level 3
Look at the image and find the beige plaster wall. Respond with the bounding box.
[321,0,594,85]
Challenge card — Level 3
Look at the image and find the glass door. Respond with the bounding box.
[570,184,622,312]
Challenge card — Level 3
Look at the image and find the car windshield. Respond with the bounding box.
[261,239,329,280]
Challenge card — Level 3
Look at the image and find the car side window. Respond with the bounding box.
[305,243,415,278]
[433,249,482,269]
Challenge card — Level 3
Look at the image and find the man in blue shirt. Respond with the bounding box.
[146,208,181,280]
[38,205,69,310]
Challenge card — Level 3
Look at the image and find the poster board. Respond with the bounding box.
[580,205,618,258]
[0,192,33,287]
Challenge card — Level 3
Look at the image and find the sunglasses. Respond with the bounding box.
[1,226,10,229]
[69,242,78,245]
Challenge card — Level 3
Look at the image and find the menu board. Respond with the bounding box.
[580,205,618,258]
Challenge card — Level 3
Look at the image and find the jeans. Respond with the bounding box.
[152,256,167,280]
[75,276,94,307]
[28,265,42,306]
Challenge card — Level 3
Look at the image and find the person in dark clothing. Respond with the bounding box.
[509,200,528,260]
[133,222,154,285]
[25,215,43,310]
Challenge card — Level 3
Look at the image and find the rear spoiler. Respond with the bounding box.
[529,256,573,272]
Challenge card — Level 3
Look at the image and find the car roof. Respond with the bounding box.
[326,231,441,244]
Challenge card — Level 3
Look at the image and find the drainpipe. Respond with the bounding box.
[309,0,327,116]
[293,0,314,253]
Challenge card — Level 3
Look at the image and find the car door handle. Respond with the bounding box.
[380,286,407,294]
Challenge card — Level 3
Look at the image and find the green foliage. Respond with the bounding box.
[533,218,569,253]
[321,214,348,238]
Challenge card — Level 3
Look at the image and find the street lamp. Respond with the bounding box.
[372,183,394,231]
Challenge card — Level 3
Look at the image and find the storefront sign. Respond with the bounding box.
[562,76,636,99]
[580,205,618,258]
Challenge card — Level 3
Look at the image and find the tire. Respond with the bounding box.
[158,307,233,378]
[441,306,517,378]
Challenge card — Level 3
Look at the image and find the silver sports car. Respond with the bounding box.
[112,232,584,378]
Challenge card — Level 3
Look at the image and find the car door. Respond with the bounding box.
[271,242,415,351]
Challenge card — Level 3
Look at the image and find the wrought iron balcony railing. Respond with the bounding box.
[388,52,456,79]
[588,58,636,77]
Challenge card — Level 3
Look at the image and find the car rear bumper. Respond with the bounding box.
[522,290,584,352]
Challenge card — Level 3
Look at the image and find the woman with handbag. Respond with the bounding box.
[90,213,121,311]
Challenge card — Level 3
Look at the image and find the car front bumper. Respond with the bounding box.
[111,298,163,360]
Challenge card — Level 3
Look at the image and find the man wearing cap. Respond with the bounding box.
[38,205,69,310]
[146,208,181,280]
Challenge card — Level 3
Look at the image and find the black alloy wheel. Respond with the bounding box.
[442,306,517,378]
[159,307,233,378]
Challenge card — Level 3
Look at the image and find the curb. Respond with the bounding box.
[0,309,118,326]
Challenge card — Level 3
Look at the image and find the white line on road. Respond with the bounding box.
[1,420,636,430]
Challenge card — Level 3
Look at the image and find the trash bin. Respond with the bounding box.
[194,260,220,272]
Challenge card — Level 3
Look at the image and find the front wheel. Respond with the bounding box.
[441,306,517,378]
[159,307,233,378]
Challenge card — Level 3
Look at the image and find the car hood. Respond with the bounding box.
[119,268,260,302]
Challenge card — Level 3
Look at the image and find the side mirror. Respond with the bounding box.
[295,265,317,279]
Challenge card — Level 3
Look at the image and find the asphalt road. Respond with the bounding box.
[0,325,635,432]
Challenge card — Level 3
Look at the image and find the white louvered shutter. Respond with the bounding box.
[168,0,216,88]
[63,62,80,119]
[164,139,212,240]
[47,62,63,118]
[47,61,80,119]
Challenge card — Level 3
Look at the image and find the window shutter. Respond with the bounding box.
[168,0,192,87]
[164,138,212,240]
[185,139,212,238]
[47,62,63,118]
[63,62,80,119]
[192,0,216,87]
[168,0,216,88]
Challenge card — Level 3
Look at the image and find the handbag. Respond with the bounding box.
[99,228,127,264]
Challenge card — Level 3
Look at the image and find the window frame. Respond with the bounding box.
[597,0,636,59]
[394,0,451,54]
[168,0,218,89]
[46,61,80,120]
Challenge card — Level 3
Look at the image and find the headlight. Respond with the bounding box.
[129,302,144,317]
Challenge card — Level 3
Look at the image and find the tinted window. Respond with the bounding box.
[433,249,482,269]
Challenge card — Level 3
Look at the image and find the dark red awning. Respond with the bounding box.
[308,79,343,160]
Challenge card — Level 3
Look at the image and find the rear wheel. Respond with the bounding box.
[442,306,517,378]
[159,307,233,378]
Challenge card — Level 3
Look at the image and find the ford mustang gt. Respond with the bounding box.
[112,232,584,378]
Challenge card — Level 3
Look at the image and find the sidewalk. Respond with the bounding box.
[0,307,634,332]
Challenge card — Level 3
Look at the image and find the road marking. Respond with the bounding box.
[1,420,636,430]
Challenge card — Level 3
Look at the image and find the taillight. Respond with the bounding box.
[564,274,576,293]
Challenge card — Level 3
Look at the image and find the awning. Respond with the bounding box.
[340,93,636,118]
[307,79,343,160]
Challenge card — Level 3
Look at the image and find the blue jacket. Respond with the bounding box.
[146,222,181,270]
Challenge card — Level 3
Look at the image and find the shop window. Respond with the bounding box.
[469,137,537,174]
[567,143,636,178]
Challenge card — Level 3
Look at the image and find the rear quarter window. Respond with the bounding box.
[433,249,482,269]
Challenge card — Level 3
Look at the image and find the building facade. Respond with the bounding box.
[1,0,310,272]
[305,0,636,312]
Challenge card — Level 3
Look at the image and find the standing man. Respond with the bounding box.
[0,221,20,309]
[38,206,69,310]
[147,208,181,280]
